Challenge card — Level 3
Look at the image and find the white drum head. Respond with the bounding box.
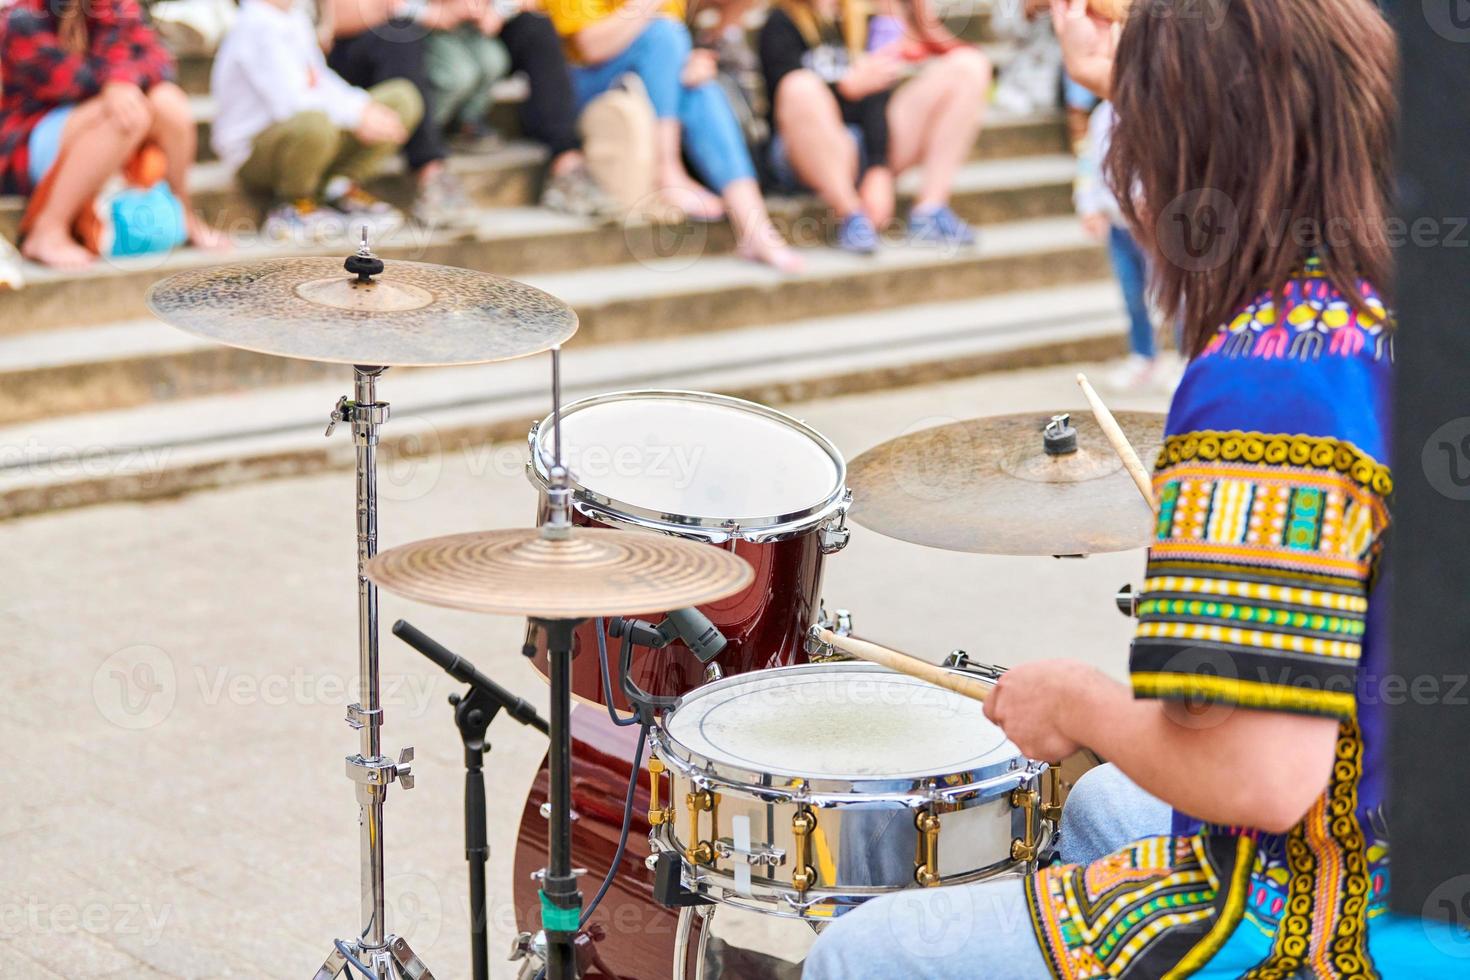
[664,666,1017,782]
[533,391,844,531]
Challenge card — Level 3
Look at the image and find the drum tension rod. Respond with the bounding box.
[1011,788,1041,863]
[914,810,942,887]
[685,788,720,866]
[647,758,674,828]
[791,806,817,894]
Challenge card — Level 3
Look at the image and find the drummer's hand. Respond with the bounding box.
[983,660,1096,760]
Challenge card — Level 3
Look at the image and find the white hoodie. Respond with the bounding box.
[209,0,371,172]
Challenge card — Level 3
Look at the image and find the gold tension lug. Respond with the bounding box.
[914,809,942,887]
[1041,764,1064,824]
[791,807,817,893]
[1010,787,1040,863]
[685,788,719,866]
[647,758,674,827]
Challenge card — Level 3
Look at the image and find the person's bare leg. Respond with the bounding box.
[887,46,991,209]
[860,167,895,228]
[724,177,803,273]
[656,119,724,220]
[146,81,229,250]
[21,99,147,269]
[774,69,862,217]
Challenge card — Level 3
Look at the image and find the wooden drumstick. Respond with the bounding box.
[815,629,990,704]
[1076,372,1157,514]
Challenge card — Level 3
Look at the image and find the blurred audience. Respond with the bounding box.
[325,0,475,227]
[544,0,802,271]
[759,0,990,253]
[212,0,422,240]
[989,0,1059,115]
[1074,99,1160,392]
[428,0,618,216]
[0,0,222,268]
[688,0,768,159]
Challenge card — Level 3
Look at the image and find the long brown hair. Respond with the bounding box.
[1105,0,1398,355]
[777,0,869,56]
[56,0,89,54]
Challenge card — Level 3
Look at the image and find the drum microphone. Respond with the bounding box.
[609,608,728,663]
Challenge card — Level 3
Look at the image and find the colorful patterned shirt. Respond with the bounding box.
[0,0,175,195]
[1027,264,1406,978]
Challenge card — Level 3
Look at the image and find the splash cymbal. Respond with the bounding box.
[146,256,577,366]
[848,410,1166,556]
[365,527,755,619]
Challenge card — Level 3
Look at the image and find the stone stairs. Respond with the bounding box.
[0,19,1123,521]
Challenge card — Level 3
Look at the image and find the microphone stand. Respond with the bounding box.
[391,620,549,980]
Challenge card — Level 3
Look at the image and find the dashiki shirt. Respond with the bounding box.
[1026,265,1466,977]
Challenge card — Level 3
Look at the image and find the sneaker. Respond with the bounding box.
[449,120,504,155]
[836,212,879,255]
[413,168,477,229]
[0,236,25,290]
[908,204,976,247]
[323,176,404,238]
[1105,353,1159,392]
[541,163,619,219]
[263,200,350,245]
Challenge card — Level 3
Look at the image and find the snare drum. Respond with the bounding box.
[524,390,851,710]
[649,662,1052,920]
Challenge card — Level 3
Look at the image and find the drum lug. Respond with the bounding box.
[818,493,853,554]
[685,789,720,866]
[647,758,675,828]
[1010,787,1041,863]
[1041,764,1064,824]
[914,809,942,887]
[805,608,853,662]
[790,805,817,893]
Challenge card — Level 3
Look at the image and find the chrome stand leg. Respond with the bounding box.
[312,367,435,980]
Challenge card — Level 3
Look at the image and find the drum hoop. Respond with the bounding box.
[527,389,850,543]
[653,663,1034,800]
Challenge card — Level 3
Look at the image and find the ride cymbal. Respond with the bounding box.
[365,527,754,619]
[146,256,577,366]
[847,410,1166,556]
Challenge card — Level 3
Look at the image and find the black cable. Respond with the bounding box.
[595,617,639,727]
[578,720,650,928]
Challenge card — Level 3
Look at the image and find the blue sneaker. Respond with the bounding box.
[908,204,977,247]
[836,212,879,254]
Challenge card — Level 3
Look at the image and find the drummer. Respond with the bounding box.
[805,0,1467,976]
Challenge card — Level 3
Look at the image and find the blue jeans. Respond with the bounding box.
[803,765,1169,978]
[1107,223,1155,359]
[570,17,755,192]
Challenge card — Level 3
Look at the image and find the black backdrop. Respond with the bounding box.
[1388,1,1470,924]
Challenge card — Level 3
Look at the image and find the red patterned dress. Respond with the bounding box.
[0,0,175,194]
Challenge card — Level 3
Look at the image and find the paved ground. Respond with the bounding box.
[0,360,1172,978]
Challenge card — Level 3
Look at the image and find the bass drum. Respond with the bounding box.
[522,391,851,712]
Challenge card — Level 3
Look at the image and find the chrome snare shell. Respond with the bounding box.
[648,662,1053,920]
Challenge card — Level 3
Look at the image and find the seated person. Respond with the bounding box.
[543,0,802,272]
[211,0,422,240]
[0,0,223,268]
[758,0,991,254]
[325,0,474,227]
[427,0,618,216]
[804,1,1470,976]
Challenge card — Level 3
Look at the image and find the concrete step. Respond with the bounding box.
[0,279,1127,519]
[0,154,1084,338]
[0,111,1065,244]
[0,202,1100,425]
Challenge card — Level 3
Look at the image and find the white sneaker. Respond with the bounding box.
[0,236,25,290]
[1105,354,1159,393]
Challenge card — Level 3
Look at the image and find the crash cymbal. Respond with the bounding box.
[848,410,1167,556]
[146,256,577,366]
[366,527,754,618]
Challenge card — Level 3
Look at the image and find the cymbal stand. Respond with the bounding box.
[313,239,436,980]
[527,347,587,980]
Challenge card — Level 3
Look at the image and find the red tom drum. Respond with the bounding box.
[522,390,851,711]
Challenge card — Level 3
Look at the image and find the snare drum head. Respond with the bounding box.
[662,663,1019,785]
[532,391,845,534]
